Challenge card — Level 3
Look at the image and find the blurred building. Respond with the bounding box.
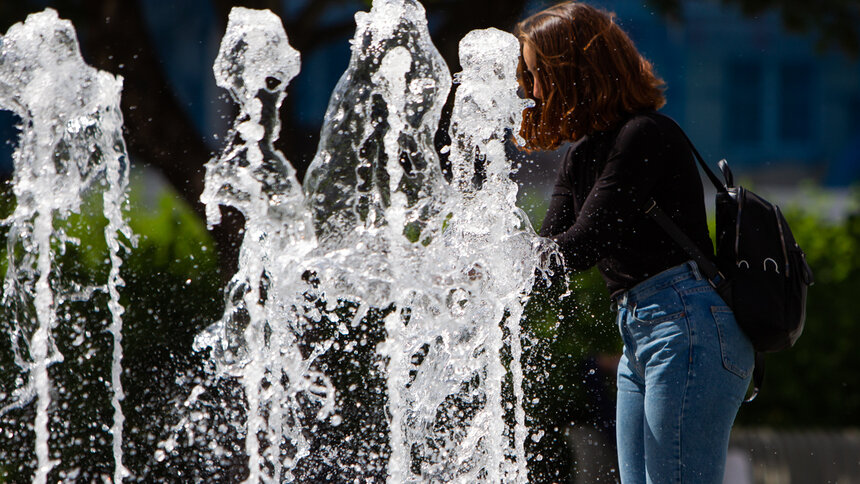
[585,0,860,187]
[138,0,361,150]
[3,0,859,192]
[516,0,860,223]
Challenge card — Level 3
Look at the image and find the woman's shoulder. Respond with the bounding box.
[564,111,679,163]
[618,110,667,135]
[555,135,601,186]
[613,110,687,149]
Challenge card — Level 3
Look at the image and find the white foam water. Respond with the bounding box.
[439,28,540,483]
[301,2,546,481]
[0,8,133,483]
[2,2,556,482]
[195,8,333,483]
[189,1,551,482]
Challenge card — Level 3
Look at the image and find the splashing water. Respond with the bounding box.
[303,0,453,304]
[0,9,133,484]
[170,1,552,482]
[436,28,543,483]
[302,1,457,480]
[188,1,550,481]
[195,8,333,483]
[301,1,546,481]
[1,2,558,482]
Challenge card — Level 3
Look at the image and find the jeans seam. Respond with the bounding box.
[678,296,693,484]
[711,307,751,379]
[677,284,713,296]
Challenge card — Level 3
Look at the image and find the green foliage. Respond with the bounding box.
[520,265,621,482]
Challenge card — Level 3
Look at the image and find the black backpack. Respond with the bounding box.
[645,132,814,400]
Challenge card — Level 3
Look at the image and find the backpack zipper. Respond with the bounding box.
[774,205,789,277]
[735,186,744,258]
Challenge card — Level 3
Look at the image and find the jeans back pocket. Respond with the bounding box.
[711,306,755,379]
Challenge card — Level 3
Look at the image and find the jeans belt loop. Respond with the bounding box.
[688,260,702,280]
[611,291,627,312]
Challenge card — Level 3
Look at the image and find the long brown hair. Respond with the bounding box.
[515,2,666,150]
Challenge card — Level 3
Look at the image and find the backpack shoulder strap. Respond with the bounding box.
[648,116,766,401]
[665,116,727,192]
[644,199,726,289]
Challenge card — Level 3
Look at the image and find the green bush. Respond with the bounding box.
[517,189,621,482]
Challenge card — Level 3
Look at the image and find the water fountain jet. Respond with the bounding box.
[0,2,558,482]
[0,8,134,483]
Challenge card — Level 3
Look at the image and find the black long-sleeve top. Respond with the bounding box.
[539,111,714,297]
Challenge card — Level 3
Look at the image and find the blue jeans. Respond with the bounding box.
[614,261,754,484]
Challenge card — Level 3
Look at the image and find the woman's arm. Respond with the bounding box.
[549,117,665,271]
[539,146,578,238]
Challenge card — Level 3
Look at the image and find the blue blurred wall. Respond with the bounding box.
[2,0,859,186]
[527,0,860,186]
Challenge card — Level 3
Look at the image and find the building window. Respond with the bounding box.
[779,61,814,142]
[724,60,763,145]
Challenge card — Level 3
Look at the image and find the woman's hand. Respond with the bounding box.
[534,237,565,289]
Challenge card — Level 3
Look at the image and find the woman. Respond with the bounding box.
[516,3,754,483]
